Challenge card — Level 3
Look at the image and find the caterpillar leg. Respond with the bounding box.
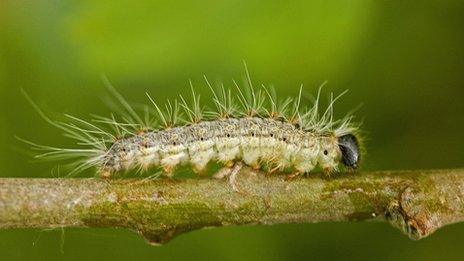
[228,162,244,192]
[251,163,261,170]
[323,167,334,177]
[163,166,175,177]
[268,164,283,175]
[225,160,235,168]
[100,170,113,179]
[285,171,301,181]
[213,161,244,192]
[213,166,232,179]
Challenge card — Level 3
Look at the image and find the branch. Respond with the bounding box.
[1,168,464,245]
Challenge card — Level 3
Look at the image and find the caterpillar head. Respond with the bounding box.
[337,134,360,169]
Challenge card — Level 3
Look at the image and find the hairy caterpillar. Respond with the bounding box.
[22,67,362,181]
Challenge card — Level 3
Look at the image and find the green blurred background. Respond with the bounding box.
[1,0,463,260]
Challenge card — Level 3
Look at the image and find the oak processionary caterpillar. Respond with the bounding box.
[23,67,362,184]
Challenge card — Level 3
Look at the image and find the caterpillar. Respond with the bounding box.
[22,67,362,181]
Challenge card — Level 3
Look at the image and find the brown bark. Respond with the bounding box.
[1,168,463,245]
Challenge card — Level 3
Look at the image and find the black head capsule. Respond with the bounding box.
[338,134,360,169]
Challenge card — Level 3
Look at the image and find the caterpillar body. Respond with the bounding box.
[23,69,362,179]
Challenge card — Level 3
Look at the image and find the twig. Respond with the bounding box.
[1,168,463,245]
